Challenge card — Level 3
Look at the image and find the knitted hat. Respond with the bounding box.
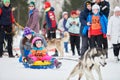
[23,27,32,36]
[32,37,42,45]
[3,0,10,4]
[44,1,51,9]
[70,10,77,15]
[114,6,120,12]
[92,4,100,10]
[29,1,35,6]
[62,11,68,17]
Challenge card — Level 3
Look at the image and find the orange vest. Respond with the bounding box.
[31,49,47,57]
[89,15,102,36]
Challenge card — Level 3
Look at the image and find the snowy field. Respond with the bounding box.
[0,32,120,80]
[0,51,120,80]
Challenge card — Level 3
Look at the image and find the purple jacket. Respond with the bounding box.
[27,8,40,33]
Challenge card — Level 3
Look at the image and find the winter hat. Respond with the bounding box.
[92,4,100,10]
[44,1,51,9]
[62,11,68,17]
[3,0,10,4]
[70,10,77,15]
[114,6,120,12]
[29,1,35,7]
[32,37,42,45]
[23,27,32,36]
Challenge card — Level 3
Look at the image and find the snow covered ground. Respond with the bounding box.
[0,51,120,80]
[0,32,120,80]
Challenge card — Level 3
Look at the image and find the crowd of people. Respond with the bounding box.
[0,0,120,63]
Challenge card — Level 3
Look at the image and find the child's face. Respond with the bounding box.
[93,9,99,14]
[87,5,92,11]
[4,2,10,7]
[63,14,68,19]
[35,40,42,48]
[25,34,32,40]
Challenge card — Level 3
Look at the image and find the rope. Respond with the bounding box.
[4,22,24,35]
[14,21,24,30]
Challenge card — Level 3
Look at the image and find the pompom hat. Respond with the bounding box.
[92,4,100,10]
[44,1,51,9]
[23,27,32,36]
[32,37,42,45]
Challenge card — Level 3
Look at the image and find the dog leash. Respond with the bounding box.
[56,57,79,62]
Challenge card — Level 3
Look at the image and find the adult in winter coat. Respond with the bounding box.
[80,0,92,57]
[26,1,40,33]
[19,27,47,62]
[107,6,120,61]
[44,1,57,39]
[0,0,15,57]
[66,10,81,56]
[100,0,110,18]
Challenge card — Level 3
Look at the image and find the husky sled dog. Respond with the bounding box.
[67,48,107,80]
[46,38,64,57]
[46,31,69,57]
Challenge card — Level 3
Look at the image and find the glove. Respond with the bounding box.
[103,34,107,38]
[77,23,79,26]
[69,23,72,26]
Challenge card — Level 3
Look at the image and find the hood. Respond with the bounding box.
[50,7,55,11]
[83,1,92,12]
[45,7,55,12]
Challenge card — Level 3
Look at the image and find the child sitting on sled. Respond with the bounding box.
[28,37,62,68]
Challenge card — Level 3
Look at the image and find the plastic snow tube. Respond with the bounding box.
[30,64,55,69]
[23,61,55,69]
[32,61,51,66]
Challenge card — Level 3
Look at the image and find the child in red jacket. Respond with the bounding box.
[44,1,57,40]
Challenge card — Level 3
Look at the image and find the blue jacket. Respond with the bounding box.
[82,14,108,36]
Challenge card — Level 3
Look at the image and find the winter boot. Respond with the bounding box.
[55,61,62,69]
[9,55,15,58]
[27,57,34,64]
[114,56,120,62]
[23,58,27,63]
